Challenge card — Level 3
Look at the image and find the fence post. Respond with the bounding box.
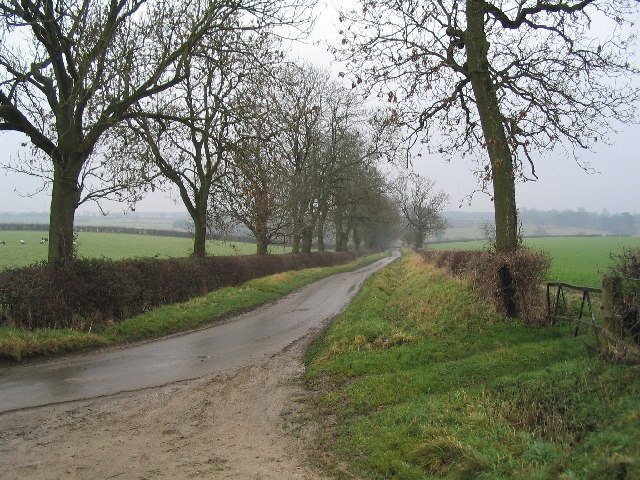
[601,275,624,357]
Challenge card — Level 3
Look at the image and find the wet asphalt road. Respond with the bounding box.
[0,253,397,414]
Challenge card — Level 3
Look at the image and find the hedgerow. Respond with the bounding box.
[0,252,357,330]
[416,248,550,324]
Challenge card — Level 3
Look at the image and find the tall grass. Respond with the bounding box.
[306,254,640,479]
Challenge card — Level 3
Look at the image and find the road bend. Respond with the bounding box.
[0,252,398,414]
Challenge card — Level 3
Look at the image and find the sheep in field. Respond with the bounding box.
[19,240,26,245]
[0,240,5,245]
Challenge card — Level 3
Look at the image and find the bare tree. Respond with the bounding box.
[0,0,313,263]
[214,64,292,254]
[335,0,639,254]
[216,62,399,255]
[359,184,402,252]
[316,88,396,252]
[275,65,401,253]
[329,136,377,251]
[335,162,401,252]
[396,174,448,248]
[311,92,366,253]
[124,31,279,257]
[3,135,157,214]
[276,63,327,253]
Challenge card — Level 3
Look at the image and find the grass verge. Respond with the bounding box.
[305,253,640,479]
[0,252,388,362]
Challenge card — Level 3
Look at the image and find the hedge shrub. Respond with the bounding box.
[0,251,357,330]
[607,248,640,346]
[417,249,550,324]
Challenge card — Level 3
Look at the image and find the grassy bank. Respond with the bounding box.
[430,236,640,287]
[306,253,640,479]
[0,252,387,361]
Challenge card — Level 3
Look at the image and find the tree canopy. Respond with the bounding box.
[0,0,313,262]
[335,0,639,252]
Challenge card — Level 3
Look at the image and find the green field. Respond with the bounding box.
[306,254,640,479]
[0,230,290,270]
[441,225,609,242]
[430,236,640,287]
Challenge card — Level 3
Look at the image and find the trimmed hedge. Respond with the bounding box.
[0,252,357,330]
[417,248,550,324]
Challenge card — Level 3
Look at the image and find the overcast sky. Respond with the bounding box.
[1,0,638,215]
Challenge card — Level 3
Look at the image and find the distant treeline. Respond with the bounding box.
[445,209,638,236]
[0,223,192,237]
[0,223,50,233]
[0,223,258,243]
[519,209,638,236]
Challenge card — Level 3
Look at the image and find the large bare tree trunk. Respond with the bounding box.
[336,235,348,252]
[466,0,518,254]
[256,235,269,255]
[255,198,269,255]
[317,225,325,252]
[192,214,207,258]
[352,227,362,253]
[48,160,82,263]
[334,209,346,252]
[290,203,303,253]
[336,226,350,252]
[466,0,518,317]
[291,233,301,253]
[301,223,314,254]
[317,208,328,252]
[191,188,211,258]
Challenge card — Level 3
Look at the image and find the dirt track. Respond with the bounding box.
[0,337,332,479]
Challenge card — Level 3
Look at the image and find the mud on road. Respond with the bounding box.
[0,337,333,480]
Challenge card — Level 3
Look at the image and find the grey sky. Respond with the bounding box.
[1,0,638,215]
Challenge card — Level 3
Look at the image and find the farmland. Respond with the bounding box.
[0,230,290,270]
[430,236,640,287]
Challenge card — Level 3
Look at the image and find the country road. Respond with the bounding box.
[0,252,397,480]
[0,252,397,414]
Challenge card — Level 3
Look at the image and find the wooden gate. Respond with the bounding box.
[546,282,602,336]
